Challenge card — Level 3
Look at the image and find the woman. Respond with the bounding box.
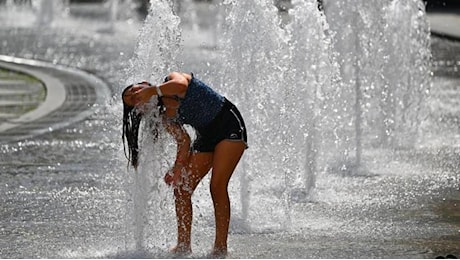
[122,72,248,257]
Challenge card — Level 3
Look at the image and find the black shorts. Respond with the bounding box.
[192,98,248,153]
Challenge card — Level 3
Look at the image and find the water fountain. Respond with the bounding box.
[2,0,457,258]
[118,0,182,253]
[36,0,54,26]
[115,0,335,250]
[209,0,339,230]
[215,0,295,231]
[96,0,119,33]
[322,0,431,173]
[116,0,433,252]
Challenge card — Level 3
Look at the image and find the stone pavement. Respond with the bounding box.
[0,56,111,144]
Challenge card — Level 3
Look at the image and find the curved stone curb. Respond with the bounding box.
[0,55,112,144]
[428,13,460,41]
[0,60,66,132]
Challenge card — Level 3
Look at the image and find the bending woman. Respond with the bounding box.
[121,72,248,257]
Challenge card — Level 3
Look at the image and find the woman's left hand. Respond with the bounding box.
[164,165,184,187]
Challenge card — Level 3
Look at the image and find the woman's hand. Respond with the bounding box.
[164,165,186,187]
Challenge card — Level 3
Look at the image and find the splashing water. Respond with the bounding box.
[117,0,432,254]
[381,0,431,148]
[122,0,182,84]
[0,0,448,257]
[118,0,336,249]
[322,0,431,172]
[216,0,294,231]
[116,0,182,254]
[208,0,340,231]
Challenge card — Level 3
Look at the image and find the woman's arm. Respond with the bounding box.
[163,117,191,186]
[136,72,189,101]
[164,118,191,166]
[160,72,190,97]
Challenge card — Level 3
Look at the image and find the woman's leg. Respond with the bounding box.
[209,140,246,256]
[173,152,213,253]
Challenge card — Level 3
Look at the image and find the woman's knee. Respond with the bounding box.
[209,179,228,201]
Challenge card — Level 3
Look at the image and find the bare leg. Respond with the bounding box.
[209,140,246,257]
[172,152,213,254]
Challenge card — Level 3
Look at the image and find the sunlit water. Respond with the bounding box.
[0,0,459,258]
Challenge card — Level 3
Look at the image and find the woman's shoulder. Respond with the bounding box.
[166,72,192,85]
[167,71,191,79]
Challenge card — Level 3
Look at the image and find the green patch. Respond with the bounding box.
[0,67,47,116]
[0,68,41,84]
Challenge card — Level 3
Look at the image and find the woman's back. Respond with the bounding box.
[176,75,224,128]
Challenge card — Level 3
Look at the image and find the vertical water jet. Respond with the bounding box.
[322,0,431,173]
[121,0,182,254]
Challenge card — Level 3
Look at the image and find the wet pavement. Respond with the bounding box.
[0,2,459,259]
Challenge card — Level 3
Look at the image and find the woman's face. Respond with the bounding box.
[122,84,147,107]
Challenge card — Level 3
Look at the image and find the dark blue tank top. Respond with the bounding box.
[167,75,224,128]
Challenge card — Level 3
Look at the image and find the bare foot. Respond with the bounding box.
[170,244,192,256]
[209,248,227,259]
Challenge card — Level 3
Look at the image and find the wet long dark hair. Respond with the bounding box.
[122,84,165,169]
[122,84,143,169]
